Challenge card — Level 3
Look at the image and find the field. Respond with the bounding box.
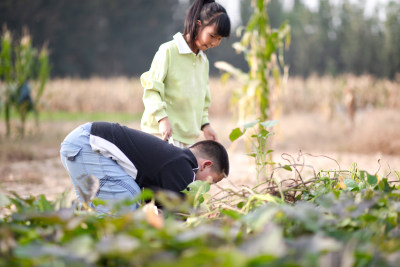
[1,75,399,200]
[1,75,400,266]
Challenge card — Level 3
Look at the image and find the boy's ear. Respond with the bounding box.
[200,159,213,170]
[203,160,213,168]
[196,20,202,27]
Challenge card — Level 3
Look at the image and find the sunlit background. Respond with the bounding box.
[0,0,399,199]
[1,0,399,78]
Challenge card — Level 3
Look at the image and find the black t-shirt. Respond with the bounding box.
[90,122,198,193]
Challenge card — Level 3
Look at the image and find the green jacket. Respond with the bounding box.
[140,32,210,145]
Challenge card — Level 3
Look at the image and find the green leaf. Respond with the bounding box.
[240,222,286,257]
[378,178,395,193]
[0,192,10,207]
[186,180,210,195]
[395,170,400,180]
[243,120,259,130]
[154,190,188,212]
[237,201,245,209]
[358,181,367,190]
[259,128,270,138]
[314,192,336,208]
[265,34,277,60]
[184,180,211,208]
[221,209,242,220]
[367,173,378,186]
[229,127,244,142]
[92,197,106,207]
[344,179,359,191]
[248,255,277,265]
[242,205,278,232]
[282,165,292,171]
[133,188,154,202]
[97,234,139,255]
[278,21,291,40]
[259,120,279,128]
[37,195,53,212]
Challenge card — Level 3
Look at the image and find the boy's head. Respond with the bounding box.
[189,140,229,183]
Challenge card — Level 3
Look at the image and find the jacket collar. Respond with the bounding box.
[173,32,207,62]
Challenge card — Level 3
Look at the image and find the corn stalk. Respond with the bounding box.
[216,0,290,184]
[0,26,51,136]
[215,0,290,124]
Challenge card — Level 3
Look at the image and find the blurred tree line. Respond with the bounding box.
[0,0,399,79]
[265,0,400,79]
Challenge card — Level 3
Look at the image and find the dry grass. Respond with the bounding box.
[38,76,236,116]
[1,75,400,200]
[281,74,400,115]
[38,75,400,116]
[40,77,144,114]
[30,74,400,155]
[2,74,400,158]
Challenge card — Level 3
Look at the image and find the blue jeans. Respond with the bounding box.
[60,122,140,214]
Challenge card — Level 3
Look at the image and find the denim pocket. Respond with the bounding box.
[60,142,82,161]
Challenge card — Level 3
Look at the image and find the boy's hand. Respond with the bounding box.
[202,124,218,141]
[158,117,172,141]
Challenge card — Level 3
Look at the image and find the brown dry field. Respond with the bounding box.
[1,75,400,200]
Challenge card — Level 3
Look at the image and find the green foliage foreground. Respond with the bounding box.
[1,163,400,266]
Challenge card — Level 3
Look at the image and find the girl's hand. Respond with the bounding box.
[202,124,218,141]
[159,117,172,141]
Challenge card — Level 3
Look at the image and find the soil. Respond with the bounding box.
[1,109,400,201]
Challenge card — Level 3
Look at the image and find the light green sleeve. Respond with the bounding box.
[141,46,169,122]
[201,82,211,127]
[201,63,210,127]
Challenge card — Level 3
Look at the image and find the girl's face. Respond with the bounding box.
[195,22,223,52]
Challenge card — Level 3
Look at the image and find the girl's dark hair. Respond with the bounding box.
[184,0,231,51]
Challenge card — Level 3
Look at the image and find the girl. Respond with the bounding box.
[140,0,231,147]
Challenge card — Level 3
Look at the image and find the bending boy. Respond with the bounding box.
[60,122,229,213]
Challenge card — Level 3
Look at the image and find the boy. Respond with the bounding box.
[60,122,229,213]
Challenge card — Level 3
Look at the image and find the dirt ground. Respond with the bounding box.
[1,108,400,201]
